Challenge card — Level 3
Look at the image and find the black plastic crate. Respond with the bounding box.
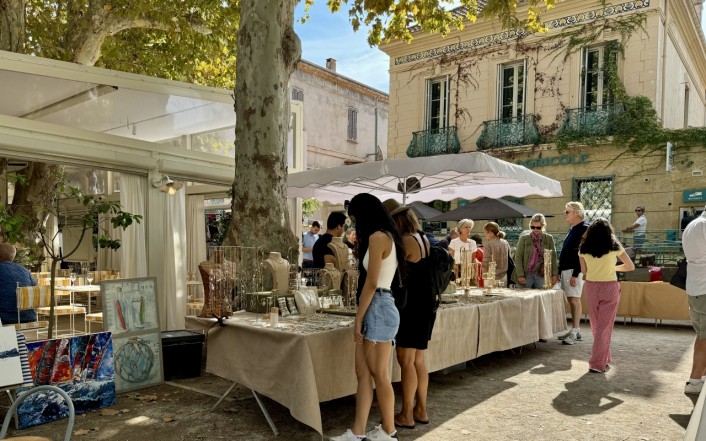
[161,330,205,380]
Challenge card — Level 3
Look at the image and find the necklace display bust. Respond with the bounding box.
[321,262,342,291]
[198,250,235,318]
[328,236,349,271]
[263,252,289,294]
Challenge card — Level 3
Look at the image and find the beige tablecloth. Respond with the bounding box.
[580,281,690,321]
[186,288,567,435]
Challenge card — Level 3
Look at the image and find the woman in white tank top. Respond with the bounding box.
[330,194,406,441]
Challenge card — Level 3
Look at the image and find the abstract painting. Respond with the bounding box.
[17,332,116,429]
[0,326,23,388]
[102,278,159,335]
[112,332,162,392]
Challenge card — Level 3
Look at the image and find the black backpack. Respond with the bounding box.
[426,245,455,311]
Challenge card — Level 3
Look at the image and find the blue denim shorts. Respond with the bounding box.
[362,289,400,343]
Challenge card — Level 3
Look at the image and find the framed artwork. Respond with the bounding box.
[17,332,116,429]
[0,326,23,388]
[101,278,159,335]
[101,277,163,392]
[112,332,162,392]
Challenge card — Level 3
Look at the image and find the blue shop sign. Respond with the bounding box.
[684,189,706,202]
[516,153,589,169]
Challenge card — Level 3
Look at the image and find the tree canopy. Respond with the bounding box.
[22,0,239,88]
[304,0,559,46]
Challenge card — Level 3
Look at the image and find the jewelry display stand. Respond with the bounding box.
[321,263,342,291]
[543,249,553,289]
[458,248,481,294]
[198,246,263,318]
[263,252,289,294]
[342,252,359,307]
[327,237,349,271]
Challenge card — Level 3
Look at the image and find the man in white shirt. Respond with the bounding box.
[624,206,647,250]
[682,207,706,394]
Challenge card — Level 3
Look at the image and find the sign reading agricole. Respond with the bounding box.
[516,153,589,169]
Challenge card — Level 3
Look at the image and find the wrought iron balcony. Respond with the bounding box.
[559,102,624,137]
[476,114,539,150]
[406,126,461,157]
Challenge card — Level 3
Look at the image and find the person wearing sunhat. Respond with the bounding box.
[382,198,436,428]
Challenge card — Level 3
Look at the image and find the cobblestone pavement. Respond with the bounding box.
[1,321,699,440]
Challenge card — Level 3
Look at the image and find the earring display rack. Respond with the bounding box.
[199,245,263,318]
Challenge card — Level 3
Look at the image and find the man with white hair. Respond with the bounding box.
[0,242,38,324]
[557,201,589,345]
[683,205,706,394]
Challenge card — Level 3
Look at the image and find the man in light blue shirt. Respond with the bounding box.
[0,242,37,324]
[302,221,321,269]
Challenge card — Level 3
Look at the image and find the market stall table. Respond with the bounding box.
[580,281,690,322]
[186,288,567,436]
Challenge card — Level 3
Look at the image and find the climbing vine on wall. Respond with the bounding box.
[398,1,706,161]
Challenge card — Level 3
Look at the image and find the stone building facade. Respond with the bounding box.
[380,0,706,238]
[290,59,389,169]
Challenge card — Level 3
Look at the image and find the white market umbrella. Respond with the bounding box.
[288,152,562,204]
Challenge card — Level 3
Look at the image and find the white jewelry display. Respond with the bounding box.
[321,262,342,291]
[294,288,319,315]
[327,237,349,271]
[263,252,289,294]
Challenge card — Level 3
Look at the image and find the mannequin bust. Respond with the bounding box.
[321,262,342,291]
[328,236,349,271]
[198,249,235,318]
[263,252,289,294]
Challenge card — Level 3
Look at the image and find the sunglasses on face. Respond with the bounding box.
[563,210,572,215]
[530,226,542,230]
[635,209,643,213]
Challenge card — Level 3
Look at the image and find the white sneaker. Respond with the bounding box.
[365,424,397,441]
[558,330,582,341]
[329,429,364,441]
[562,332,581,345]
[685,380,704,395]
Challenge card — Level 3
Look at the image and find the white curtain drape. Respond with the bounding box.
[119,174,147,278]
[161,190,187,329]
[186,195,207,300]
[96,213,121,271]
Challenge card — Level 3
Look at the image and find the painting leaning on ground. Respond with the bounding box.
[17,332,116,429]
[0,327,24,388]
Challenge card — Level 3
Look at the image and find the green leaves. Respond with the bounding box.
[0,205,31,244]
[320,0,559,47]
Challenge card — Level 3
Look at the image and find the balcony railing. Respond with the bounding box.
[406,126,461,158]
[476,114,539,150]
[559,102,624,137]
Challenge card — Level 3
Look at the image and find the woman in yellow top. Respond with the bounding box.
[579,218,635,373]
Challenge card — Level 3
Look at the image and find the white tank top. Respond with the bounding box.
[362,237,397,290]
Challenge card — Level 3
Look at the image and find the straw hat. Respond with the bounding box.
[382,199,410,217]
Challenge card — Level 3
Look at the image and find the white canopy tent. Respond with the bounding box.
[288,152,563,204]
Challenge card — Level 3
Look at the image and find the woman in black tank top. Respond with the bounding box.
[384,199,435,427]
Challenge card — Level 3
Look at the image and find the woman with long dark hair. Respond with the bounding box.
[579,218,634,373]
[331,193,406,441]
[382,199,434,429]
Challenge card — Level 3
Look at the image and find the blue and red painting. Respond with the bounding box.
[17,332,116,429]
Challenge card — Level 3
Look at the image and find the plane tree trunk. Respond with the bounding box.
[226,0,300,256]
